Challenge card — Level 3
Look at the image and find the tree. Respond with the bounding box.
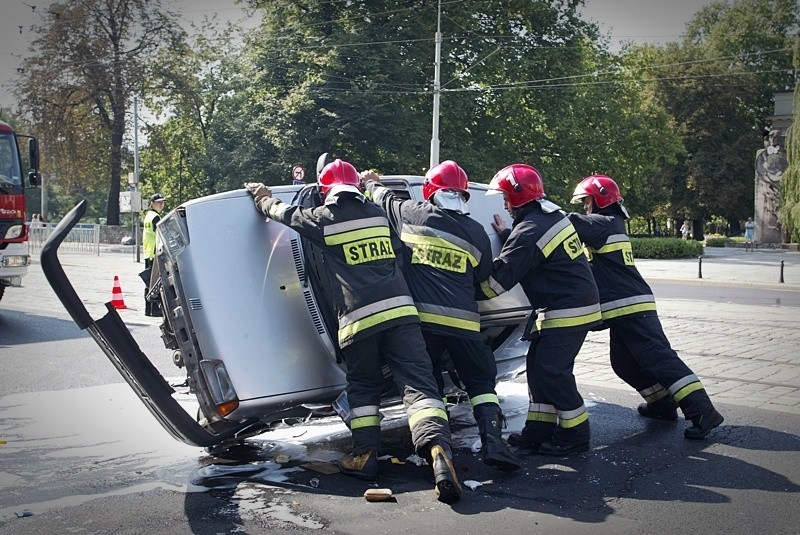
[15,0,185,225]
[141,17,245,202]
[647,0,797,234]
[780,38,800,242]
[228,0,683,204]
[130,0,683,216]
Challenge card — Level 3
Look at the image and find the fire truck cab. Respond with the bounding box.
[0,120,40,302]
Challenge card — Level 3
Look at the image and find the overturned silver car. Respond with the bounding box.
[41,177,531,450]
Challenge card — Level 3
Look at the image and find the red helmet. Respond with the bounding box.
[487,164,545,208]
[571,174,623,209]
[318,159,360,197]
[423,160,470,201]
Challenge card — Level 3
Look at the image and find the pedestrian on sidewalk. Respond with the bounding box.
[680,219,691,240]
[744,217,755,252]
[568,174,724,440]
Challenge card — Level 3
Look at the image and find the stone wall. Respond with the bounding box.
[100,225,140,244]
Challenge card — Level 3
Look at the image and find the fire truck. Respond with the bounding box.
[0,119,40,302]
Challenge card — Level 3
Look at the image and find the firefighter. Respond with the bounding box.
[568,174,724,439]
[478,163,601,456]
[142,193,166,317]
[244,159,461,503]
[360,161,521,472]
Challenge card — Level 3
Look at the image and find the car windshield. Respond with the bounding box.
[0,132,22,187]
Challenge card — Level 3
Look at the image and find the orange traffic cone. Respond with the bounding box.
[111,275,127,309]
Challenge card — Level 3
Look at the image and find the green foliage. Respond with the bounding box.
[15,0,185,225]
[12,0,797,234]
[647,0,797,226]
[140,0,684,206]
[630,237,703,259]
[780,39,799,242]
[705,236,732,247]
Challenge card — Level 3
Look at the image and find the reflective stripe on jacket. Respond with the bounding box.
[257,191,419,348]
[366,182,492,339]
[568,210,657,322]
[478,202,601,338]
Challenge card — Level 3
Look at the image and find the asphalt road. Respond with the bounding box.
[0,250,799,534]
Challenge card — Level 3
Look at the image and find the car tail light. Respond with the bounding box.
[199,359,239,416]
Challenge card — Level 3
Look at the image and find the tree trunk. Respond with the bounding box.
[692,219,704,241]
[106,116,124,226]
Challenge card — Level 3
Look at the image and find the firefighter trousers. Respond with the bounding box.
[341,322,451,455]
[422,331,498,406]
[524,331,590,446]
[609,314,713,420]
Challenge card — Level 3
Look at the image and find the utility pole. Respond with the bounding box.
[429,0,442,169]
[40,172,48,221]
[133,96,141,263]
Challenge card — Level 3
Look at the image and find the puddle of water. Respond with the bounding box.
[232,484,324,530]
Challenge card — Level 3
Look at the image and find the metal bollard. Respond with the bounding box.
[779,260,784,283]
[698,256,703,279]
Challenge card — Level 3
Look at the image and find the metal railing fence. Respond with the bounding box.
[27,222,100,255]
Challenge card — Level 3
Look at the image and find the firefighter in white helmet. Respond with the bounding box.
[568,174,723,439]
[244,159,461,503]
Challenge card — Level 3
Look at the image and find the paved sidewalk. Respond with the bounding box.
[576,246,800,415]
[635,246,800,288]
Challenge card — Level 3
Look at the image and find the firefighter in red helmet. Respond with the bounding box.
[569,174,723,439]
[478,163,601,456]
[244,159,462,503]
[361,160,521,472]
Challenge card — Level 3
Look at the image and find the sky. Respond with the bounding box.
[0,0,714,112]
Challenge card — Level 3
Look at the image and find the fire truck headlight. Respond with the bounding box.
[1,255,29,268]
[4,224,23,239]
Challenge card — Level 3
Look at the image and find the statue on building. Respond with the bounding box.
[754,128,788,243]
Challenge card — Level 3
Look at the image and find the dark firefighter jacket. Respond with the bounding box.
[365,182,492,340]
[568,208,657,323]
[257,188,419,348]
[478,201,601,339]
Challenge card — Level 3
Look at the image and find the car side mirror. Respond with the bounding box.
[316,152,331,179]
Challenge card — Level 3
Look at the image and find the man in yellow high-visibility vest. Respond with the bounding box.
[143,193,166,316]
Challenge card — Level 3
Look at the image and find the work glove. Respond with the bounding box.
[244,182,272,206]
[359,170,380,184]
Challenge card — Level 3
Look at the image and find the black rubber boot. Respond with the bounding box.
[637,397,679,421]
[429,442,462,504]
[538,420,590,457]
[507,420,556,451]
[474,403,521,472]
[684,407,724,439]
